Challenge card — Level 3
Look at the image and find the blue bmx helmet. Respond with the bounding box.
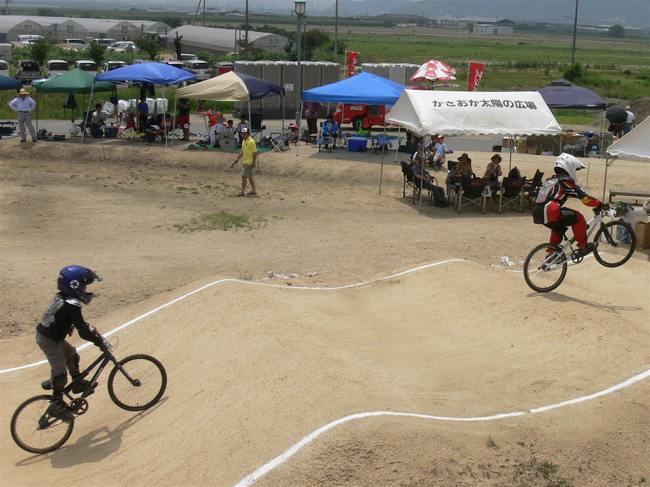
[57,265,103,304]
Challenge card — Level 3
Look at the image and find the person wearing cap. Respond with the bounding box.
[231,127,258,196]
[624,106,635,134]
[483,153,503,188]
[9,88,37,143]
[431,135,448,170]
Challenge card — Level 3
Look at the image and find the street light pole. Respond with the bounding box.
[295,0,307,128]
[571,0,579,64]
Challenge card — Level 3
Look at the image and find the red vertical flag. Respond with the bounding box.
[346,51,359,78]
[468,62,484,91]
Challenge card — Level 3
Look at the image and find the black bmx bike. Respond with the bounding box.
[523,208,636,293]
[10,335,167,454]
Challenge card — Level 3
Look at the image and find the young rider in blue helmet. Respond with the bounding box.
[36,265,108,421]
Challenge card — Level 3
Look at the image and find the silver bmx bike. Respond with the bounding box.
[524,208,636,293]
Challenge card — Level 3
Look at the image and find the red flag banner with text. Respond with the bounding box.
[346,52,359,78]
[468,62,484,91]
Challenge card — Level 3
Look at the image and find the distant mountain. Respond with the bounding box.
[337,0,650,28]
[19,0,650,29]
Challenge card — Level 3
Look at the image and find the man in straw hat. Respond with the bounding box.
[9,87,37,143]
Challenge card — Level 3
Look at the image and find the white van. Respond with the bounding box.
[94,38,115,47]
[74,59,98,76]
[17,34,43,47]
[0,59,9,78]
[65,38,90,51]
[182,60,210,82]
[45,59,69,78]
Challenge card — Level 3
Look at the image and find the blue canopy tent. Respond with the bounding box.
[302,72,406,105]
[0,74,22,91]
[303,72,408,192]
[537,79,608,156]
[95,63,197,146]
[537,79,606,109]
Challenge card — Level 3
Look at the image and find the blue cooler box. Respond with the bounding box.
[104,126,118,138]
[348,137,368,152]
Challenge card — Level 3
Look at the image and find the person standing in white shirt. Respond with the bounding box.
[625,106,635,134]
[9,88,37,143]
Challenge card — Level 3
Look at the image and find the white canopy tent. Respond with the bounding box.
[384,90,562,209]
[386,90,562,136]
[603,116,650,200]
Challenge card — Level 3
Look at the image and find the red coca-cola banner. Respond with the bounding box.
[346,51,359,78]
[468,62,484,91]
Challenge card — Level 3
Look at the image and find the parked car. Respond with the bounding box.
[182,59,210,82]
[64,38,90,51]
[210,61,234,78]
[0,59,10,78]
[180,53,198,61]
[166,60,184,69]
[102,60,126,73]
[93,38,115,47]
[74,59,98,76]
[15,60,41,83]
[45,59,69,78]
[333,103,388,130]
[107,41,141,53]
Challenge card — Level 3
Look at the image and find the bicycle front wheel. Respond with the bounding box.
[10,395,74,454]
[593,220,636,267]
[108,354,167,411]
[524,243,568,293]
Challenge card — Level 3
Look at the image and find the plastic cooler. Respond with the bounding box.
[348,137,368,152]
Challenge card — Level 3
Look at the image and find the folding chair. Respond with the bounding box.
[373,133,393,154]
[250,114,265,141]
[401,161,432,205]
[492,177,526,213]
[270,134,289,152]
[317,122,332,152]
[523,169,544,210]
[456,177,489,214]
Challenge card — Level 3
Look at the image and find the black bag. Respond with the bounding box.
[508,166,521,179]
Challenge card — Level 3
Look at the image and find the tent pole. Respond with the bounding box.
[296,99,303,157]
[508,134,513,172]
[379,123,387,194]
[171,93,177,148]
[82,86,95,143]
[602,156,614,201]
[418,134,430,215]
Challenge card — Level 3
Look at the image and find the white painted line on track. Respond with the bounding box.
[233,369,650,487]
[0,259,465,375]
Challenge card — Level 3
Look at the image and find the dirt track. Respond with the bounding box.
[1,137,648,486]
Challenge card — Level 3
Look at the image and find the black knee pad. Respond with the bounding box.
[68,353,81,377]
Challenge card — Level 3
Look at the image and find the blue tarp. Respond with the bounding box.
[0,74,22,91]
[537,79,606,109]
[302,72,406,105]
[95,62,196,85]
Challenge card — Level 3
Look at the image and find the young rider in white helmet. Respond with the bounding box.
[533,153,609,256]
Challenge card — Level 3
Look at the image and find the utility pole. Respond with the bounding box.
[245,0,249,60]
[334,0,339,60]
[571,0,579,64]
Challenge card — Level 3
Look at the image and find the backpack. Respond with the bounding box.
[64,93,77,109]
[508,166,521,179]
[535,176,560,204]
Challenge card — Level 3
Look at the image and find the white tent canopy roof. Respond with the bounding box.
[385,90,562,137]
[606,116,650,161]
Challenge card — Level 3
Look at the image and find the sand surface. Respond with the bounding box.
[1,135,648,486]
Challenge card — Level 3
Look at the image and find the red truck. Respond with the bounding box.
[333,103,388,130]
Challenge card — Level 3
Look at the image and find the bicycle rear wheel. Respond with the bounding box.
[593,220,636,267]
[11,395,74,454]
[524,243,568,293]
[108,354,167,411]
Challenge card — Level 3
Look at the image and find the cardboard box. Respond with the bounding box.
[635,221,650,249]
[348,137,367,152]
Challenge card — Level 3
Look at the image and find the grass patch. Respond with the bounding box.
[173,211,267,233]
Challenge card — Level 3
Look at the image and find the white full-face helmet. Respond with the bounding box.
[555,153,586,182]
